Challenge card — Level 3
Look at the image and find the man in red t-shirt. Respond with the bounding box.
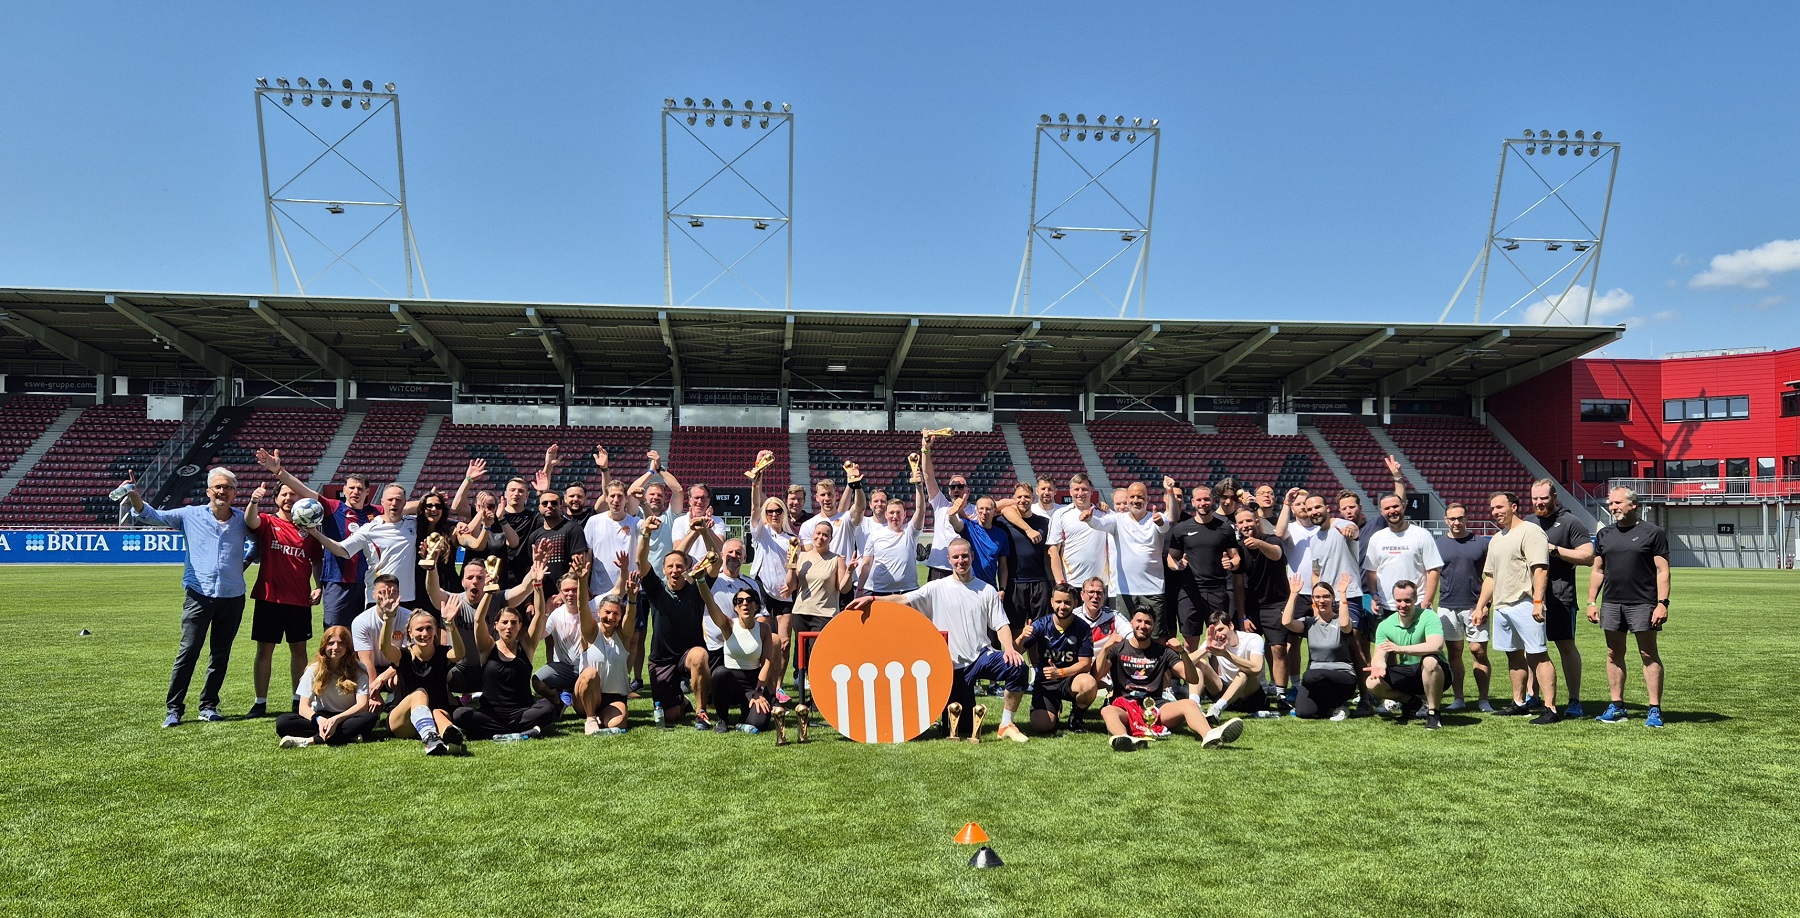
[246,481,323,718]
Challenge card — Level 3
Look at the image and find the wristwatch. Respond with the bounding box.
[1657,598,1670,607]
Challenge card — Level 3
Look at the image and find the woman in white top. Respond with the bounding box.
[275,625,375,747]
[707,586,777,732]
[570,554,639,735]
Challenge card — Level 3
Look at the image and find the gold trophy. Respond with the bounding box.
[968,704,988,745]
[786,538,801,568]
[906,452,922,483]
[794,704,810,743]
[698,551,720,578]
[483,555,502,593]
[772,706,789,746]
[841,459,862,484]
[419,532,447,568]
[946,701,963,740]
[921,427,954,439]
[744,450,775,480]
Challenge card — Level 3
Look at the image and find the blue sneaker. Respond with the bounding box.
[1645,706,1665,728]
[197,707,225,723]
[1564,701,1585,719]
[559,691,575,709]
[162,712,181,728]
[1595,702,1628,724]
[694,711,715,731]
[1524,694,1543,711]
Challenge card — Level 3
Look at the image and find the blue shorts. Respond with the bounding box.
[961,647,1028,694]
[1350,595,1377,634]
[321,581,364,630]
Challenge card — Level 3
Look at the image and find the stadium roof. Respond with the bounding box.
[0,287,1622,400]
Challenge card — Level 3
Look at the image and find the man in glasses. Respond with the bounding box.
[520,489,588,596]
[125,466,258,727]
[671,484,728,564]
[1427,502,1491,711]
[920,430,977,582]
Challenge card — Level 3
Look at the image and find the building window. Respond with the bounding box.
[1782,391,1800,418]
[1579,399,1631,422]
[1664,458,1719,480]
[1663,396,1749,421]
[1581,459,1635,483]
[1726,458,1750,478]
[1786,456,1800,478]
[1759,458,1776,479]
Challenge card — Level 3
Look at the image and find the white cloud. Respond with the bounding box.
[1651,309,1680,322]
[1690,238,1800,289]
[1523,284,1635,324]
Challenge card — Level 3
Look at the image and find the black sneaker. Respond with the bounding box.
[694,711,715,731]
[1423,712,1442,731]
[245,702,269,719]
[1529,709,1561,726]
[1350,701,1378,719]
[1496,702,1533,716]
[440,722,467,746]
[1395,698,1424,724]
[1109,734,1139,752]
[713,720,730,734]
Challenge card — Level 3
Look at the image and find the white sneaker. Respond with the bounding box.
[1202,717,1245,748]
[1379,699,1401,715]
[1478,700,1496,714]
[1206,701,1227,720]
[1329,707,1349,722]
[1446,699,1467,712]
[584,716,601,735]
[279,735,313,749]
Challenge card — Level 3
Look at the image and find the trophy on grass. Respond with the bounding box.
[483,555,502,592]
[419,532,448,568]
[744,449,775,480]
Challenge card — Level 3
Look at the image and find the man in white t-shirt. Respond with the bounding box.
[670,483,729,564]
[1194,610,1268,719]
[702,538,765,665]
[799,464,867,561]
[1047,473,1109,590]
[1363,494,1444,614]
[919,430,975,580]
[860,480,925,596]
[306,483,418,606]
[850,537,1029,743]
[350,574,408,700]
[1275,491,1361,601]
[539,565,605,702]
[1089,478,1174,620]
[582,480,640,597]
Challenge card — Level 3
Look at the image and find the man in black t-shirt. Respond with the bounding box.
[1529,479,1593,717]
[636,515,713,728]
[1587,487,1671,727]
[1100,607,1244,751]
[1164,485,1241,649]
[521,490,589,593]
[1231,507,1291,705]
[998,482,1052,632]
[497,477,540,591]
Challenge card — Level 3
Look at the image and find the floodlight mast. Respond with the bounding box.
[1010,113,1161,318]
[252,78,429,298]
[1443,129,1619,325]
[662,97,794,309]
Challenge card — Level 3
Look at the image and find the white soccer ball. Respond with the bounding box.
[291,497,325,529]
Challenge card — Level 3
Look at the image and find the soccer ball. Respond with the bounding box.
[291,497,325,529]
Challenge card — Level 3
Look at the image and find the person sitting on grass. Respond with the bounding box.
[275,626,377,748]
[1194,610,1269,720]
[1364,580,1449,730]
[573,571,638,735]
[1100,606,1244,751]
[450,558,561,742]
[1282,575,1359,720]
[705,586,778,733]
[381,598,469,756]
[1014,584,1097,734]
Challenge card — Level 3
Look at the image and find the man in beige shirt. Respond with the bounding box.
[1472,491,1556,724]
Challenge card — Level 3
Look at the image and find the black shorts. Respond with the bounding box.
[707,647,725,671]
[1255,602,1294,647]
[599,692,629,711]
[1382,660,1441,698]
[764,595,795,618]
[1005,580,1051,632]
[791,614,833,667]
[1030,679,1080,715]
[1544,596,1579,642]
[649,655,700,711]
[1601,601,1659,634]
[251,599,312,644]
[1175,588,1230,638]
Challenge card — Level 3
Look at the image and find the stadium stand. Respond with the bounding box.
[1385,416,1532,514]
[412,423,653,497]
[807,429,1015,505]
[1013,412,1089,490]
[1086,417,1340,502]
[187,407,345,501]
[0,398,182,525]
[331,402,425,485]
[0,395,70,477]
[1312,415,1401,499]
[669,426,789,497]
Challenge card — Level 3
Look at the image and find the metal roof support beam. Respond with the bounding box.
[1471,329,1622,398]
[389,303,466,382]
[884,318,919,394]
[248,299,354,379]
[526,307,576,388]
[778,314,795,391]
[106,294,233,377]
[985,321,1040,392]
[0,309,119,375]
[1282,327,1395,396]
[1185,325,1278,392]
[657,311,683,401]
[1085,324,1161,391]
[1379,329,1510,397]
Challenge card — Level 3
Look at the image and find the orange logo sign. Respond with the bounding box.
[808,600,953,743]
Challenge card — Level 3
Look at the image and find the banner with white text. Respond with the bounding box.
[0,530,188,563]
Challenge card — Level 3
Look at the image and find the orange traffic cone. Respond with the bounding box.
[954,822,990,845]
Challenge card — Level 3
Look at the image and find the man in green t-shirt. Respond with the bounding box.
[1364,580,1448,730]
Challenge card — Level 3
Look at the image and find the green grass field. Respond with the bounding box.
[4,565,1798,917]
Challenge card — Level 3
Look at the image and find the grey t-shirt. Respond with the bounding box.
[1435,533,1489,610]
[1299,616,1354,673]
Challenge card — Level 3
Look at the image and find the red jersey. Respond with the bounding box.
[253,513,322,607]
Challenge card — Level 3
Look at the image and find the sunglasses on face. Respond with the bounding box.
[733,596,759,606]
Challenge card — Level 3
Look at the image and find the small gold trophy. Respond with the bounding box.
[698,551,720,578]
[921,427,954,439]
[419,532,447,568]
[744,450,775,480]
[842,459,862,484]
[906,452,922,483]
[483,555,502,593]
[786,538,801,568]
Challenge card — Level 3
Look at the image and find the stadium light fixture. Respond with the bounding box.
[360,97,370,109]
[1545,241,1562,251]
[363,80,373,91]
[298,78,311,88]
[276,78,290,88]
[689,218,704,228]
[1049,229,1065,239]
[256,77,269,87]
[754,221,769,230]
[384,82,396,92]
[688,113,698,125]
[1573,241,1592,252]
[281,93,294,105]
[301,94,313,106]
[326,203,345,214]
[1502,239,1520,250]
[662,95,795,309]
[826,363,848,372]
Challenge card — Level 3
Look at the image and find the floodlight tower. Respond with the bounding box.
[252,76,429,298]
[1010,112,1161,318]
[661,97,793,309]
[1440,128,1620,325]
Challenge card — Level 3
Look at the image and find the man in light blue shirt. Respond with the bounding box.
[128,466,260,727]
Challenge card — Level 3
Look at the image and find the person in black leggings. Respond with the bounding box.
[706,586,777,732]
[274,625,379,747]
[1282,574,1358,720]
[452,557,560,740]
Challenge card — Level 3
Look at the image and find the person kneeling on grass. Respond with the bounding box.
[1282,575,1359,720]
[382,600,469,756]
[1195,611,1269,720]
[276,626,378,747]
[1015,584,1097,734]
[706,587,778,733]
[1101,607,1244,751]
[451,558,561,742]
[1363,580,1449,730]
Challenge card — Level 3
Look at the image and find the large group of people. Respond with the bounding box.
[125,427,1675,753]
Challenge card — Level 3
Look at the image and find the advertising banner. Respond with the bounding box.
[0,529,188,563]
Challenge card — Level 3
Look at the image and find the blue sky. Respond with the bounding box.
[2,2,1796,358]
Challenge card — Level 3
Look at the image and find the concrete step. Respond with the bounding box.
[310,410,364,490]
[0,405,84,503]
[1366,426,1434,497]
[998,422,1035,485]
[1301,426,1360,495]
[787,427,810,493]
[395,414,443,490]
[1068,422,1113,494]
[1485,415,1599,530]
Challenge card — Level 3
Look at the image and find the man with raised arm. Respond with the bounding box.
[1089,477,1175,630]
[670,483,729,564]
[1363,492,1444,632]
[243,479,324,718]
[860,475,927,598]
[1472,491,1557,724]
[947,494,1012,593]
[1165,483,1241,649]
[800,460,868,566]
[919,430,975,581]
[303,482,419,608]
[1528,478,1593,717]
[256,448,370,628]
[636,512,717,729]
[126,466,257,727]
[582,479,640,599]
